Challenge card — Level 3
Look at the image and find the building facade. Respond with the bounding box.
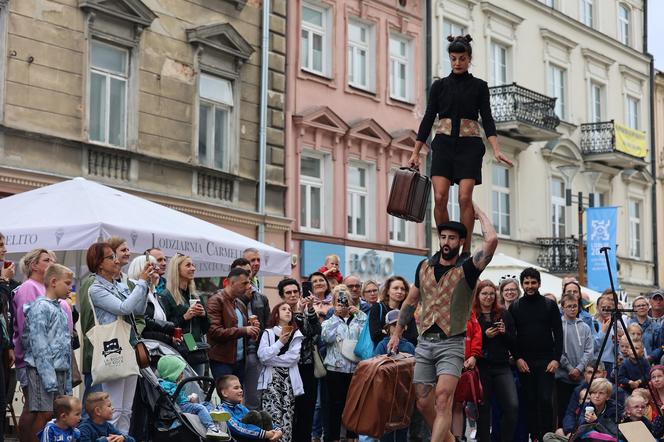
[0,0,290,267]
[285,0,427,283]
[655,70,664,285]
[429,0,654,296]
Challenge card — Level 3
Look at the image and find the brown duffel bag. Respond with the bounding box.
[342,353,416,438]
[387,167,431,223]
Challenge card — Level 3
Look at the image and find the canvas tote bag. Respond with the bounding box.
[87,288,140,386]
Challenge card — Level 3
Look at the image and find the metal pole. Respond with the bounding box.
[577,194,586,285]
[257,0,270,244]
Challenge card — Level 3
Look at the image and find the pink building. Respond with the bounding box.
[285,0,427,283]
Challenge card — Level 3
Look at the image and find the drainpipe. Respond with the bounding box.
[424,0,432,255]
[258,0,270,244]
[645,1,658,286]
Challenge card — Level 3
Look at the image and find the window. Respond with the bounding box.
[447,185,460,222]
[491,42,508,86]
[626,96,640,130]
[389,35,411,101]
[629,199,641,258]
[590,82,603,122]
[300,155,324,231]
[348,164,370,238]
[442,21,465,75]
[549,64,567,120]
[198,73,233,170]
[542,0,555,7]
[348,20,373,90]
[492,165,511,236]
[89,40,128,147]
[301,4,327,75]
[389,172,408,243]
[618,4,631,46]
[551,178,566,237]
[581,0,594,27]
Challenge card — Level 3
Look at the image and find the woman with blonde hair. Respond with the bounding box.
[160,253,209,375]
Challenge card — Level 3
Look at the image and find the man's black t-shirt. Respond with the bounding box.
[413,252,481,290]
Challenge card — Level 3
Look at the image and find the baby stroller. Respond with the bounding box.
[129,339,231,442]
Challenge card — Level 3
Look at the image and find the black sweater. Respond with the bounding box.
[476,309,517,366]
[368,302,418,347]
[416,71,497,142]
[508,293,563,363]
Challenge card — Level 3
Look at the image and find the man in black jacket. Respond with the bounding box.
[509,267,563,442]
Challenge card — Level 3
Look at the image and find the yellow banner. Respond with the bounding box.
[614,122,647,158]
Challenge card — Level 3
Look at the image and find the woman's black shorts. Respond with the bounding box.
[430,134,486,185]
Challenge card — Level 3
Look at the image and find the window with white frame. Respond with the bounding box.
[549,64,567,120]
[618,4,631,46]
[348,20,373,90]
[551,178,566,237]
[491,42,508,86]
[581,0,594,28]
[447,185,460,222]
[626,96,640,130]
[590,81,604,123]
[300,154,325,231]
[301,3,328,75]
[629,199,641,258]
[542,0,555,7]
[198,73,234,171]
[442,21,465,75]
[492,165,511,236]
[89,40,129,147]
[348,163,371,238]
[388,171,408,243]
[389,35,411,101]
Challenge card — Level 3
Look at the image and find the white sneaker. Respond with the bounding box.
[206,427,229,440]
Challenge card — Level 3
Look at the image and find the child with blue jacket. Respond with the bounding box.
[78,392,135,442]
[617,339,650,394]
[216,375,282,441]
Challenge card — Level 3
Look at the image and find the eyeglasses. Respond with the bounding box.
[634,304,649,308]
[103,254,117,261]
[503,288,518,292]
[364,289,379,294]
[346,284,361,289]
[563,305,579,309]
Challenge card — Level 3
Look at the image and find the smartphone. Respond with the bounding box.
[301,281,313,297]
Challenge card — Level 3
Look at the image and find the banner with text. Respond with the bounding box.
[586,207,620,292]
[615,122,647,158]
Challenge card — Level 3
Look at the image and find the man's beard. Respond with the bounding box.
[440,245,460,260]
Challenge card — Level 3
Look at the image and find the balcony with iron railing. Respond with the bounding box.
[536,237,579,274]
[580,120,648,169]
[489,83,561,143]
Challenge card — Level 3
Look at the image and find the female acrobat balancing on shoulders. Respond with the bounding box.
[408,34,512,257]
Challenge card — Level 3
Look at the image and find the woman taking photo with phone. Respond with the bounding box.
[160,253,209,376]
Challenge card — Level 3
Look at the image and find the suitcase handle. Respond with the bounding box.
[399,166,420,173]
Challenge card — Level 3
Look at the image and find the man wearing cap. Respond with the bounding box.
[650,289,664,326]
[388,202,497,442]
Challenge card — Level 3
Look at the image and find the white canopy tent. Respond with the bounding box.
[482,253,602,302]
[0,177,291,278]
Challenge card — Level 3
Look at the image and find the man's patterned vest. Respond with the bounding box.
[418,259,475,337]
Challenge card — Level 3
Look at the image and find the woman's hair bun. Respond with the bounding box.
[463,34,473,43]
[447,35,455,43]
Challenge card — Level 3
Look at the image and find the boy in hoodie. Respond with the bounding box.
[555,294,594,427]
[216,375,283,441]
[373,309,415,356]
[23,263,75,440]
[38,395,81,442]
[156,355,228,440]
[78,392,135,442]
[617,340,650,394]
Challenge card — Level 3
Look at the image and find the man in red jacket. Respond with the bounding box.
[206,268,261,383]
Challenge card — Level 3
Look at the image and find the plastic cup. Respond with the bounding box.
[585,406,594,414]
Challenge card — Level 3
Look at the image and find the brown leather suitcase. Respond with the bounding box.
[387,167,431,223]
[342,353,416,438]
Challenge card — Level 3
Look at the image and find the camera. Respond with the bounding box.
[338,289,349,308]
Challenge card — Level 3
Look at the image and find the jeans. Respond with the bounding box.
[243,352,261,410]
[210,359,246,385]
[518,360,555,441]
[312,378,328,439]
[478,363,518,442]
[181,402,214,429]
[82,373,102,419]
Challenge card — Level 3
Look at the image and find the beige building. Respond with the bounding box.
[429,0,654,296]
[655,70,664,285]
[0,0,290,262]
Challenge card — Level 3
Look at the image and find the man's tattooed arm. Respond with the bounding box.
[398,304,416,327]
[472,202,498,271]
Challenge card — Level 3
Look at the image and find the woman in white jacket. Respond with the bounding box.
[257,302,303,442]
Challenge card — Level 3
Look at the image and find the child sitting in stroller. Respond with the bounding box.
[215,375,283,441]
[157,355,228,440]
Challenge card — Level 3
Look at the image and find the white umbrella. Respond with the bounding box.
[482,253,602,301]
[0,177,291,276]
